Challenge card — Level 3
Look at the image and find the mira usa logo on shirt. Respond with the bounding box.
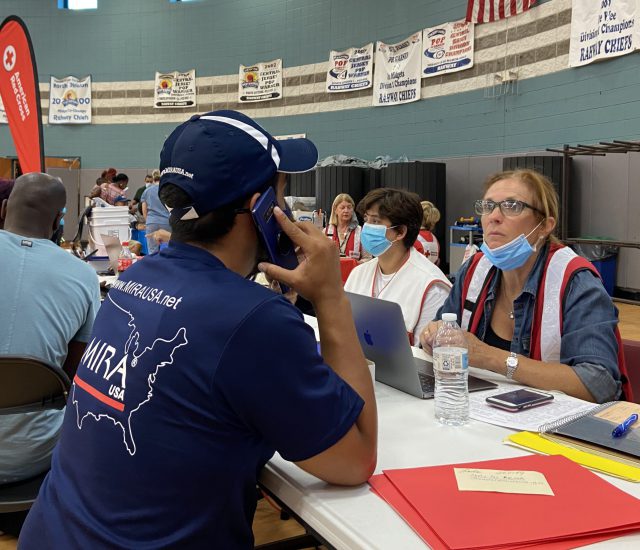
[72,294,188,455]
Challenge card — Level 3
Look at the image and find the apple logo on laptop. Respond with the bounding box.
[363,330,373,346]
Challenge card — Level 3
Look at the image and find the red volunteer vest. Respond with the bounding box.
[460,244,632,401]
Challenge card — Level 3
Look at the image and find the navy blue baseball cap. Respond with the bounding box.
[159,110,318,220]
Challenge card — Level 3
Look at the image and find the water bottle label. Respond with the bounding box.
[433,347,468,372]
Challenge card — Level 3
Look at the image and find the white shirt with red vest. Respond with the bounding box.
[345,247,451,345]
[456,244,631,402]
[416,229,440,265]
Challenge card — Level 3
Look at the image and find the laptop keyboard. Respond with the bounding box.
[417,372,435,394]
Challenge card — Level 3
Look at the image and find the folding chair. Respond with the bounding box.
[0,356,71,515]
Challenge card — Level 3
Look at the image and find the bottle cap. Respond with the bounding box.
[442,313,457,322]
[122,241,129,246]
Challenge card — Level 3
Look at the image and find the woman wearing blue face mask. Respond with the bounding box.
[420,169,631,403]
[344,188,451,346]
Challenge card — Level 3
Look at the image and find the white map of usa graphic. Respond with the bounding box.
[72,294,188,455]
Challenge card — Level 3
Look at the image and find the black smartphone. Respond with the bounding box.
[485,388,554,412]
[251,186,298,294]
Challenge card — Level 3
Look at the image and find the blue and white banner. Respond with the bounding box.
[422,20,474,78]
[48,75,91,124]
[154,70,196,108]
[326,43,374,93]
[569,0,640,67]
[238,59,282,103]
[373,32,422,107]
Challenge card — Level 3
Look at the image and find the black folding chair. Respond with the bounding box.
[0,356,71,519]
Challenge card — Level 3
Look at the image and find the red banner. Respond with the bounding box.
[0,16,45,173]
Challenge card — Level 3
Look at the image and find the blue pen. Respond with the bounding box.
[612,413,639,438]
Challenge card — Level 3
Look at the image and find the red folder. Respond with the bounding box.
[370,455,640,549]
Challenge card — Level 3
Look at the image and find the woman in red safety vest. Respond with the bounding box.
[415,200,441,265]
[419,169,631,403]
[325,193,369,261]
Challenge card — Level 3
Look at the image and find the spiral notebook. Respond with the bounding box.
[539,401,640,466]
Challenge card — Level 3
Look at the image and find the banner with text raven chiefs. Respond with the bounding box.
[326,43,373,93]
[238,59,282,103]
[373,32,422,107]
[49,75,92,124]
[569,0,640,67]
[0,16,45,173]
[422,20,474,77]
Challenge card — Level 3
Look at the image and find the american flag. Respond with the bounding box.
[466,0,537,24]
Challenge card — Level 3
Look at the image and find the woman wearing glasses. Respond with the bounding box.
[420,169,631,403]
[345,188,451,346]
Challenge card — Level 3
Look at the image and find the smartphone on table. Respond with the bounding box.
[486,388,554,412]
[251,186,298,294]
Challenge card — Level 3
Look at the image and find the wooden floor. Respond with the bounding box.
[2,301,640,549]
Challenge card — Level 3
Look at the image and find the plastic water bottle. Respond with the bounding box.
[433,313,469,425]
[118,241,133,272]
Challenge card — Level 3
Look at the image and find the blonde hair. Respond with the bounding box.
[420,201,440,231]
[329,193,355,227]
[483,169,559,242]
[152,169,161,181]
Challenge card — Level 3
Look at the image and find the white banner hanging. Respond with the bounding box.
[373,32,422,107]
[238,59,282,103]
[326,43,374,93]
[48,75,92,124]
[154,70,196,108]
[569,0,639,67]
[422,20,474,77]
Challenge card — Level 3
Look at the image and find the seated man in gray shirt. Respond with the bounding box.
[0,173,100,484]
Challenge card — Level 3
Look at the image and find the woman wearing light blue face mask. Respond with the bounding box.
[344,188,451,346]
[420,169,631,403]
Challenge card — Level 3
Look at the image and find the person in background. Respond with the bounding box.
[131,174,153,214]
[88,177,106,200]
[101,167,117,183]
[420,169,631,403]
[100,173,128,205]
[19,110,376,549]
[325,193,370,261]
[0,173,100,528]
[114,195,138,227]
[141,175,171,254]
[345,188,451,346]
[0,178,14,230]
[416,200,440,265]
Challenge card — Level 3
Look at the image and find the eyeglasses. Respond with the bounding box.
[474,199,544,218]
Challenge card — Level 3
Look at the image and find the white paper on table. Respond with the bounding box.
[469,384,597,432]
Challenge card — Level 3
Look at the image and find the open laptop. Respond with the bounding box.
[346,292,497,399]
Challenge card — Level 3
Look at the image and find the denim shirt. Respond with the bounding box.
[436,243,622,403]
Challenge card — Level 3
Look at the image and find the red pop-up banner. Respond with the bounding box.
[0,15,45,174]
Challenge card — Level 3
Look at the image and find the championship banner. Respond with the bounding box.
[154,70,196,108]
[326,43,374,93]
[49,75,91,124]
[569,0,639,67]
[422,20,474,77]
[0,16,45,173]
[238,59,282,103]
[373,32,422,107]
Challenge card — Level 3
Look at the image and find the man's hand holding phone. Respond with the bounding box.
[258,207,343,306]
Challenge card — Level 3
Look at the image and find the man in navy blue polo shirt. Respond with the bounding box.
[20,111,377,549]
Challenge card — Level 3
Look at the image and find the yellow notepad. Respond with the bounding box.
[505,431,640,483]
